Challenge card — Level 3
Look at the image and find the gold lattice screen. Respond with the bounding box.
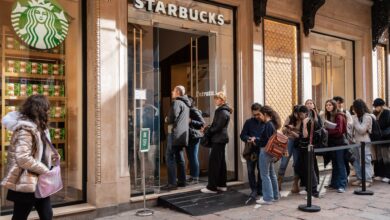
[264,19,298,123]
[376,46,386,101]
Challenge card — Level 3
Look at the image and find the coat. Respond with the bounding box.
[189,107,205,144]
[206,104,232,144]
[167,95,191,147]
[0,112,52,193]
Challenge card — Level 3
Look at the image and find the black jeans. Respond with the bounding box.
[12,196,52,220]
[296,147,319,194]
[207,143,227,191]
[246,158,262,197]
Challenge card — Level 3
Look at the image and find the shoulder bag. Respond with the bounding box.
[35,137,63,198]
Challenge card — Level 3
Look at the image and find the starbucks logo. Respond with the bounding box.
[11,0,69,50]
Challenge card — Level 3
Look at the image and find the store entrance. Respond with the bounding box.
[128,24,215,195]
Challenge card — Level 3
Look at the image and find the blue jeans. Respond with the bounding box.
[247,158,262,198]
[352,147,373,181]
[330,150,348,189]
[278,138,298,177]
[166,134,186,185]
[259,148,279,202]
[186,139,200,178]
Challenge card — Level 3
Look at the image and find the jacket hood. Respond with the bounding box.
[218,104,233,114]
[176,95,192,108]
[1,111,37,132]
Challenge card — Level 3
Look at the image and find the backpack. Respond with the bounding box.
[370,116,382,141]
[265,131,288,160]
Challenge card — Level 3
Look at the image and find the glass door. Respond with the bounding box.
[311,51,347,111]
[128,24,160,195]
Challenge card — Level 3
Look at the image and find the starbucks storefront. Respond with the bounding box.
[127,0,238,196]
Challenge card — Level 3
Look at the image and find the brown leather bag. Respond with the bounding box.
[264,131,288,160]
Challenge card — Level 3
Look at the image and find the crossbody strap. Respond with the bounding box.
[42,134,60,166]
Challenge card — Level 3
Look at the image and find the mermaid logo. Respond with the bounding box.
[11,0,69,49]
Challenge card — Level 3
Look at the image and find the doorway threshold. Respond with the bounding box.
[130,181,244,203]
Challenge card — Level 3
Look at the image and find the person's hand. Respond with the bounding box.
[303,118,310,125]
[248,137,256,143]
[52,154,61,163]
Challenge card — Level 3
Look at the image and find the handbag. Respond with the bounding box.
[264,131,288,160]
[35,138,63,198]
[243,142,257,161]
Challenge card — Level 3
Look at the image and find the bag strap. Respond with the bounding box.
[309,120,314,145]
[42,134,60,166]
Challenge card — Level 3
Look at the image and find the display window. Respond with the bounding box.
[0,0,84,214]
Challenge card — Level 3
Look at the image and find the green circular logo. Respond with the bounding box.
[11,0,69,50]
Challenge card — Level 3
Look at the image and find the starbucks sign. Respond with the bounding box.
[11,0,69,50]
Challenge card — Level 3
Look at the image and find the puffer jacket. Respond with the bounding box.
[1,112,52,193]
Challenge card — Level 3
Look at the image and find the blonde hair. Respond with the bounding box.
[214,91,227,102]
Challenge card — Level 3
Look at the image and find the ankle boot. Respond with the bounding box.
[291,176,300,193]
[277,175,283,191]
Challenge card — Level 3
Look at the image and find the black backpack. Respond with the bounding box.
[370,116,382,141]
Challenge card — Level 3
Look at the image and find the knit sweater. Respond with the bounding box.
[352,113,372,143]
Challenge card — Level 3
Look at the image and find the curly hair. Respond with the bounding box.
[20,95,50,132]
[352,99,370,118]
[260,105,282,130]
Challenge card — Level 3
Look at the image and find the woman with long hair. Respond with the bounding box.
[1,95,58,220]
[256,106,281,205]
[278,105,301,193]
[324,99,348,193]
[351,99,374,187]
[305,99,321,185]
[297,107,320,198]
[201,92,232,194]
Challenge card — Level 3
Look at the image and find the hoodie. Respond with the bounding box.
[1,111,52,193]
[166,95,191,146]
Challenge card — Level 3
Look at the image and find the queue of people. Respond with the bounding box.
[240,97,390,205]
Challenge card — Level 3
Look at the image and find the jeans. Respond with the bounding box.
[166,134,186,185]
[330,150,348,189]
[207,143,227,191]
[278,138,298,177]
[352,147,373,181]
[12,197,52,220]
[186,139,200,178]
[247,158,262,198]
[259,148,279,202]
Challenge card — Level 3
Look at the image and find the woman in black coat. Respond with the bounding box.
[201,92,232,193]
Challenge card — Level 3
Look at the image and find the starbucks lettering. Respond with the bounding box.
[134,0,225,26]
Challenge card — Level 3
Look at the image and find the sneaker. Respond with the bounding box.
[217,187,227,192]
[381,177,390,183]
[186,177,199,185]
[160,184,177,191]
[360,182,373,187]
[256,198,273,205]
[325,185,337,191]
[177,182,186,187]
[337,188,346,193]
[299,190,307,195]
[374,176,383,181]
[351,180,362,186]
[201,188,217,194]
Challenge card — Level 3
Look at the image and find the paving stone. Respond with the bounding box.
[356,212,390,220]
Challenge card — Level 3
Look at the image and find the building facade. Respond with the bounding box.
[0,0,388,218]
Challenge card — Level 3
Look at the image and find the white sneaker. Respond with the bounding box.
[217,187,227,192]
[256,198,273,205]
[299,190,307,195]
[337,188,346,193]
[381,177,390,183]
[374,176,383,181]
[201,188,217,194]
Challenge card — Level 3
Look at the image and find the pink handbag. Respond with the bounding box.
[35,139,63,198]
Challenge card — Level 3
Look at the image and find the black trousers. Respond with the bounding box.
[207,143,227,191]
[296,147,319,194]
[12,196,52,220]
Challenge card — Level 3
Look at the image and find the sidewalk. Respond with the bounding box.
[98,177,390,220]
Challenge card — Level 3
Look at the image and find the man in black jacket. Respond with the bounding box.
[373,98,390,183]
[162,85,191,191]
[240,103,264,203]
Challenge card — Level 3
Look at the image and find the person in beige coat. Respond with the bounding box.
[1,95,57,220]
